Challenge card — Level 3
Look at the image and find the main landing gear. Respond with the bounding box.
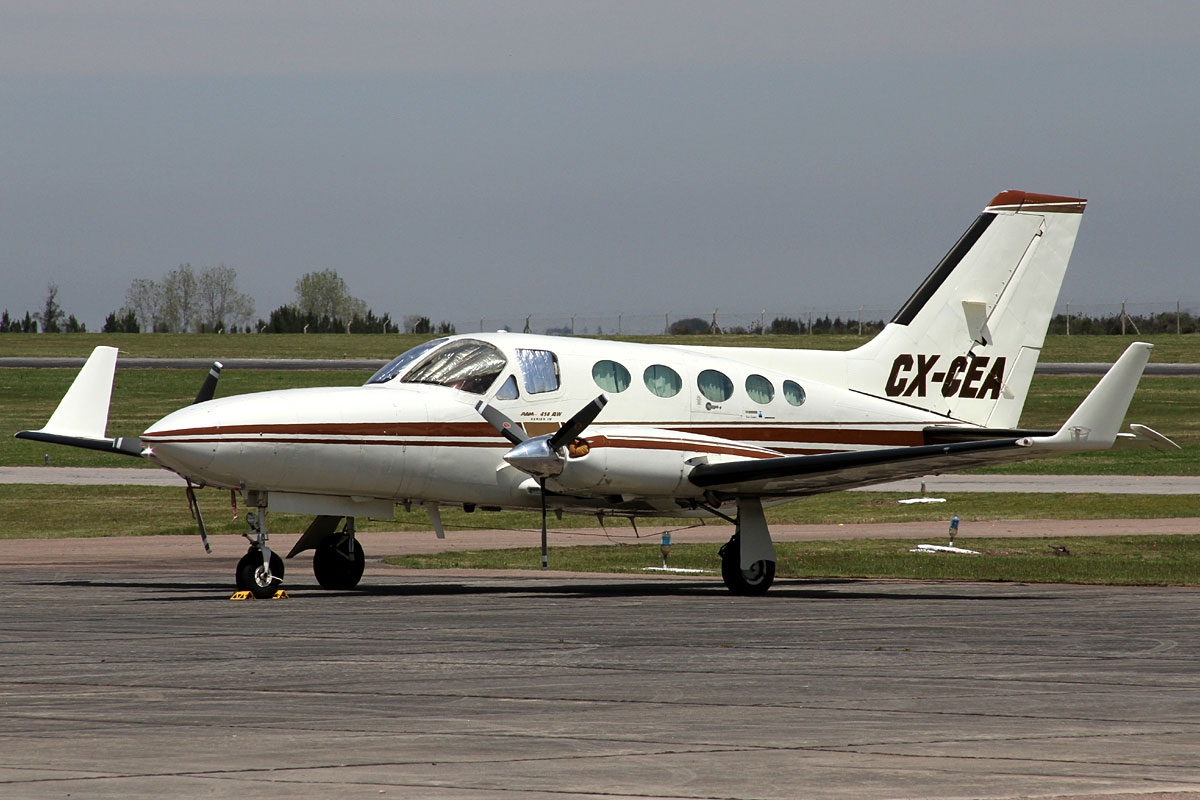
[234,509,367,595]
[717,498,777,596]
[719,534,776,595]
[311,523,365,590]
[285,514,367,591]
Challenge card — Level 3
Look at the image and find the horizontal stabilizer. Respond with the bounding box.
[1119,424,1180,452]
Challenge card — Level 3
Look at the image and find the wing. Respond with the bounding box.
[688,342,1170,499]
[688,436,1032,496]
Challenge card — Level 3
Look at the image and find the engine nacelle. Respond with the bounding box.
[547,426,779,498]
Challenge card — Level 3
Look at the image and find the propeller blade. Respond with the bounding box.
[193,361,223,404]
[548,395,608,451]
[475,400,528,444]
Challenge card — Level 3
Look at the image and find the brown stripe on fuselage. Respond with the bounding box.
[677,425,926,447]
[585,435,776,460]
[143,420,930,451]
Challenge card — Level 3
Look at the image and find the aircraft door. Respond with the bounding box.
[510,348,564,437]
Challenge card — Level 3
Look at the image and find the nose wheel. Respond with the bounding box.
[236,548,284,599]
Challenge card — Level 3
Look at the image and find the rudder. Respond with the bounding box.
[847,191,1086,427]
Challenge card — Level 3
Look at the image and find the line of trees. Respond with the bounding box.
[1048,311,1198,336]
[111,263,256,333]
[3,275,1196,337]
[0,283,86,333]
[257,269,402,333]
[664,315,888,336]
[2,267,408,335]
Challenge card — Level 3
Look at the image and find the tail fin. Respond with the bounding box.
[848,191,1086,427]
[1034,341,1151,450]
[15,346,142,457]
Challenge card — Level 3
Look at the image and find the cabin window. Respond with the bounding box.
[783,380,807,406]
[591,360,631,393]
[365,338,449,384]
[401,339,507,394]
[495,374,520,400]
[643,364,682,398]
[516,349,560,394]
[745,374,775,404]
[697,370,734,403]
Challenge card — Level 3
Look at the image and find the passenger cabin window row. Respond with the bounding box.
[367,340,806,408]
[593,359,805,407]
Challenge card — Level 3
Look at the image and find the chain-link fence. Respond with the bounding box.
[426,300,1199,337]
[442,308,897,337]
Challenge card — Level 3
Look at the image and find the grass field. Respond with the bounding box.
[385,534,1200,587]
[1,331,1198,361]
[2,484,1197,587]
[2,331,1197,588]
[4,368,1196,472]
[2,485,1195,541]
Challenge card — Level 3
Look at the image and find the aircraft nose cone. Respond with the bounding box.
[142,403,220,475]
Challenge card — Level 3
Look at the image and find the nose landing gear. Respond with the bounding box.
[235,509,283,599]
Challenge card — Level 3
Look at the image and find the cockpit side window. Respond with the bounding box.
[400,339,507,394]
[495,374,520,400]
[516,349,560,394]
[364,338,448,385]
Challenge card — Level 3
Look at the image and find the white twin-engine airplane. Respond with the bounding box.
[19,190,1177,597]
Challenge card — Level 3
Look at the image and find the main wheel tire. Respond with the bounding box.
[235,549,284,599]
[719,535,776,596]
[312,534,365,590]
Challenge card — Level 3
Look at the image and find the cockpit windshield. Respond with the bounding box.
[365,338,449,385]
[399,339,507,394]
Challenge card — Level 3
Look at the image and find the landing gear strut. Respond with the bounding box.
[236,508,282,599]
[718,498,777,596]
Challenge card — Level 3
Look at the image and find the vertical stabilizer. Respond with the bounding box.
[41,346,119,438]
[847,191,1086,427]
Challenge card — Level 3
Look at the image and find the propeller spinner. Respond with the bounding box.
[475,395,608,480]
[475,394,608,570]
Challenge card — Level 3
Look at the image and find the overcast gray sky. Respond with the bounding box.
[2,1,1198,332]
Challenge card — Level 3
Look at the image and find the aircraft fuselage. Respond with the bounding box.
[141,332,946,516]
